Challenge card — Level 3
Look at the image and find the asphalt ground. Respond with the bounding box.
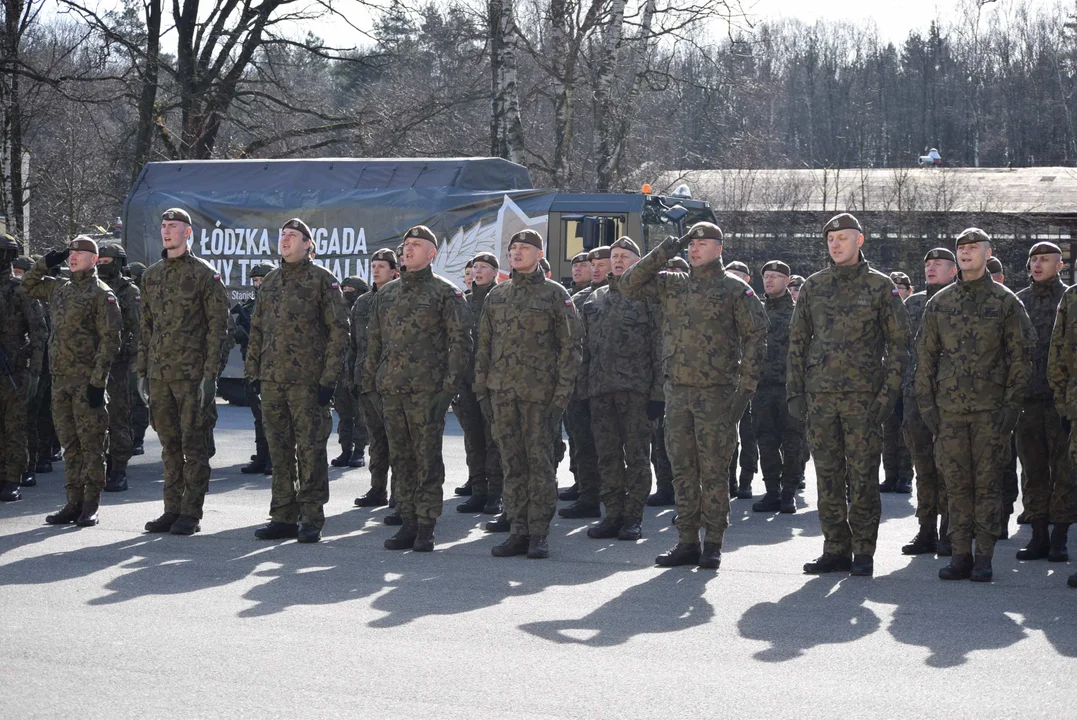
[1,403,1074,719]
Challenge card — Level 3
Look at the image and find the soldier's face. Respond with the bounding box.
[591,258,611,281]
[610,248,639,277]
[464,267,473,285]
[896,285,912,299]
[372,260,393,286]
[992,272,1005,283]
[161,220,191,251]
[252,276,264,289]
[509,242,541,273]
[571,262,589,284]
[957,241,990,275]
[826,229,863,266]
[280,229,311,263]
[472,261,497,286]
[96,257,114,266]
[688,238,721,267]
[69,250,97,273]
[789,285,801,302]
[12,268,24,278]
[763,271,788,296]
[1030,252,1063,282]
[403,237,436,272]
[924,259,957,286]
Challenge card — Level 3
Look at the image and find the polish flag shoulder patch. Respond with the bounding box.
[565,299,574,307]
[892,287,900,296]
[454,289,463,298]
[331,282,340,290]
[106,295,116,303]
[213,273,221,281]
[134,294,141,302]
[745,288,755,296]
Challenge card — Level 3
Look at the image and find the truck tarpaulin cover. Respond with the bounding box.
[123,157,556,303]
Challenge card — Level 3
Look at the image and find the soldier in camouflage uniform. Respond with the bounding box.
[246,218,349,544]
[1018,242,1077,562]
[557,246,608,519]
[751,260,802,514]
[10,254,47,488]
[351,249,399,510]
[580,237,659,541]
[987,256,1022,522]
[95,244,141,493]
[475,229,580,559]
[139,208,230,536]
[232,262,274,475]
[1048,277,1077,588]
[788,213,910,577]
[880,271,915,494]
[622,222,767,570]
[0,236,46,501]
[24,238,121,526]
[127,261,149,454]
[364,225,472,552]
[332,276,369,469]
[724,260,760,499]
[918,228,1032,582]
[454,251,505,515]
[788,275,805,303]
[900,248,958,557]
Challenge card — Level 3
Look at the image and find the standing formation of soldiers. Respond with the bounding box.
[6,206,1077,587]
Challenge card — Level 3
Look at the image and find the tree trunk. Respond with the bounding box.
[594,0,628,191]
[0,0,28,242]
[131,0,162,179]
[499,0,525,164]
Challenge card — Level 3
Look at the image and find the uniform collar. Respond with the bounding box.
[511,268,545,285]
[691,256,726,280]
[471,279,495,300]
[281,254,313,273]
[403,265,433,284]
[1032,275,1064,296]
[830,252,868,279]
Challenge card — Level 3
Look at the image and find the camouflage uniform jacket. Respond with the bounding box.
[22,258,121,387]
[1017,275,1067,402]
[1048,284,1077,416]
[580,273,659,398]
[902,283,949,391]
[758,290,794,387]
[916,272,1031,415]
[105,274,142,365]
[787,253,909,400]
[137,249,230,382]
[571,279,606,398]
[474,268,580,408]
[462,280,496,385]
[363,265,472,396]
[1,272,47,375]
[246,255,350,388]
[348,286,377,390]
[620,244,767,393]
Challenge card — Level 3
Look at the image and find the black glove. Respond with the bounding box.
[317,384,335,406]
[728,391,751,424]
[921,406,941,437]
[86,384,105,408]
[248,379,261,396]
[44,248,70,269]
[1062,417,1072,435]
[788,395,807,422]
[869,392,899,425]
[662,234,690,256]
[647,401,665,422]
[432,390,455,420]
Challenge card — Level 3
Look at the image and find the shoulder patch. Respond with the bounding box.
[745,288,755,296]
[454,289,463,298]
[565,299,573,307]
[107,295,116,303]
[331,282,339,289]
[892,287,900,296]
[213,273,221,281]
[134,294,141,302]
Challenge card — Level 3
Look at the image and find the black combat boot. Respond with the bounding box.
[698,543,721,569]
[558,484,579,501]
[46,502,82,525]
[384,508,403,526]
[1049,523,1070,562]
[145,512,180,533]
[894,477,912,494]
[736,478,753,500]
[798,475,807,490]
[482,495,502,515]
[939,553,974,580]
[527,535,549,559]
[35,458,53,473]
[879,476,897,493]
[1016,519,1051,561]
[491,534,529,557]
[850,554,874,577]
[330,445,353,467]
[1016,510,1031,524]
[1069,572,1077,588]
[131,444,144,456]
[76,499,100,527]
[646,486,675,507]
[803,553,852,574]
[20,471,36,487]
[169,515,201,535]
[752,492,781,513]
[240,456,267,474]
[618,518,642,541]
[412,523,435,552]
[0,482,22,502]
[656,543,701,567]
[455,479,473,496]
[297,524,322,543]
[485,513,510,533]
[456,494,488,513]
[348,448,366,468]
[937,515,953,556]
[586,515,623,539]
[901,522,938,555]
[558,501,601,519]
[104,470,128,493]
[384,517,418,550]
[779,490,797,514]
[254,521,299,540]
[353,488,388,507]
[970,554,993,582]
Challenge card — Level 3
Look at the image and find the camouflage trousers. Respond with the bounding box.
[150,379,212,519]
[262,381,332,530]
[129,369,149,447]
[53,376,109,504]
[1,369,29,486]
[591,391,652,520]
[25,369,48,468]
[751,384,804,495]
[1017,401,1077,523]
[334,381,367,451]
[490,396,560,536]
[382,391,447,525]
[666,383,738,547]
[453,384,503,498]
[105,362,134,472]
[651,416,673,496]
[935,409,1006,556]
[1003,433,1019,507]
[883,395,913,482]
[728,403,758,485]
[246,380,268,461]
[564,396,600,504]
[903,388,946,522]
[359,392,391,495]
[805,391,882,557]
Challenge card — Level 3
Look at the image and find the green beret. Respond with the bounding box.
[760,260,790,277]
[924,248,956,263]
[372,248,398,269]
[956,227,991,246]
[509,229,543,250]
[249,263,275,278]
[281,218,312,240]
[687,222,723,242]
[611,236,641,256]
[823,213,862,236]
[986,257,1004,274]
[788,275,806,288]
[588,245,612,260]
[12,255,33,270]
[571,252,590,265]
[472,252,499,270]
[404,225,438,246]
[725,261,749,275]
[68,235,99,254]
[539,257,551,273]
[162,208,192,225]
[464,258,474,269]
[890,272,912,287]
[1029,241,1062,257]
